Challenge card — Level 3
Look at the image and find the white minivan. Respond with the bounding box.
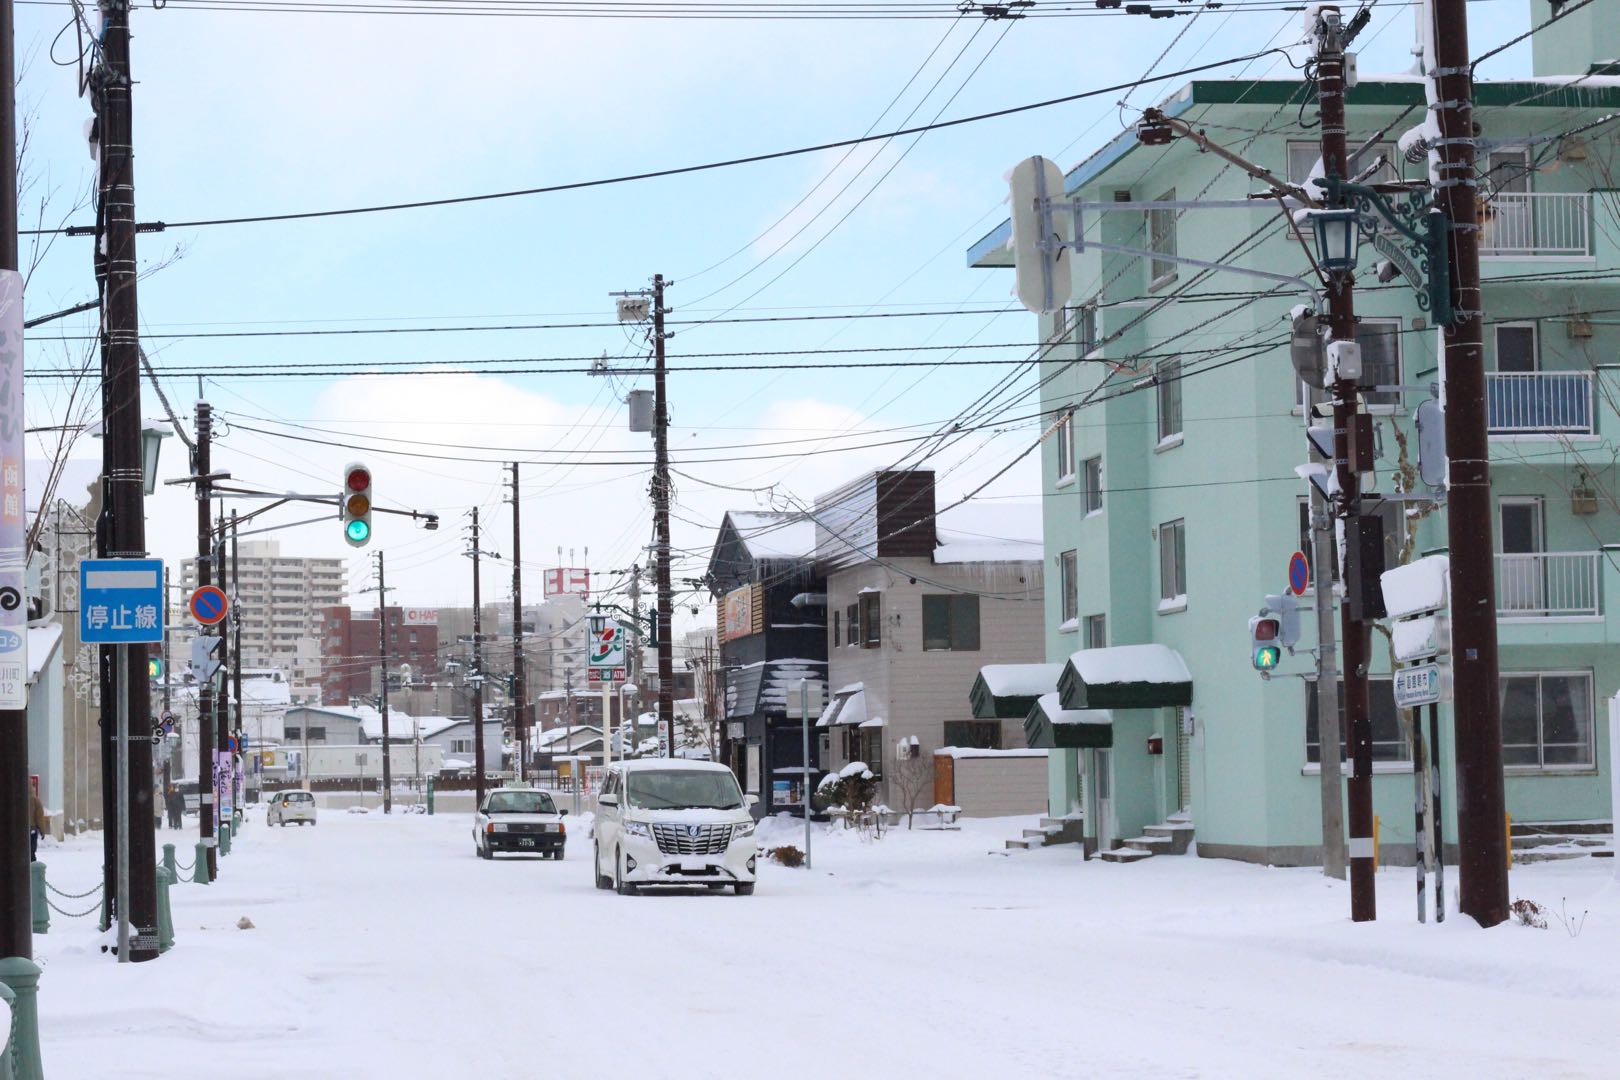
[593,760,759,895]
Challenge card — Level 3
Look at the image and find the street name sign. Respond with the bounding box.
[80,558,165,644]
[1393,663,1452,709]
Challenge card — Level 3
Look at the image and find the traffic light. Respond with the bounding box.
[1250,614,1282,671]
[1007,155,1072,315]
[342,462,373,547]
[190,635,223,683]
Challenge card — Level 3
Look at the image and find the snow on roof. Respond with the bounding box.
[933,502,1043,564]
[979,663,1064,698]
[443,758,474,770]
[1068,645,1191,686]
[535,725,601,747]
[27,459,100,514]
[728,511,817,560]
[295,704,380,722]
[818,688,868,728]
[1036,693,1111,727]
[178,678,293,708]
[934,747,1048,759]
[26,624,63,685]
[858,715,886,729]
[360,713,460,740]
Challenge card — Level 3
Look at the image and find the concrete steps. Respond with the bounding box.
[1002,816,1085,853]
[1509,821,1612,865]
[1098,847,1155,864]
[1101,814,1195,864]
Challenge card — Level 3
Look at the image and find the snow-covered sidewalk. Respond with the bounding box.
[28,811,1620,1079]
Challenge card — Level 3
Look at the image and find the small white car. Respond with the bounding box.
[267,790,318,827]
[593,760,759,896]
[474,787,567,860]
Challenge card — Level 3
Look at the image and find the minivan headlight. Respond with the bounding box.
[622,820,653,840]
[733,822,755,839]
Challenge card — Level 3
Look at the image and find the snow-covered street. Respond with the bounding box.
[30,811,1620,1079]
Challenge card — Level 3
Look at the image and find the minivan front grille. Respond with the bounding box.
[652,823,733,856]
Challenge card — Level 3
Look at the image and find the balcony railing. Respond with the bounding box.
[1495,552,1601,618]
[1479,192,1592,258]
[1486,371,1594,435]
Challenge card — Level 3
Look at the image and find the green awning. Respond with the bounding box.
[969,663,1066,719]
[1024,693,1113,750]
[1058,645,1192,711]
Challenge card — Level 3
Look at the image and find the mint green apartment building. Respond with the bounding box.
[968,3,1619,864]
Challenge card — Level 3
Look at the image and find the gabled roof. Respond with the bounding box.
[729,511,817,560]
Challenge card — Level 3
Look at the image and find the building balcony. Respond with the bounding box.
[1495,552,1600,620]
[1486,372,1593,437]
[1479,192,1591,260]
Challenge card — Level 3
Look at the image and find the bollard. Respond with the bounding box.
[193,840,212,884]
[427,777,435,816]
[155,867,175,954]
[0,977,15,1080]
[28,863,47,936]
[98,880,110,933]
[219,821,232,857]
[0,956,46,1080]
[233,809,243,835]
[162,843,178,880]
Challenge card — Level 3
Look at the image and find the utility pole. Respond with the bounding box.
[1428,0,1508,927]
[466,507,492,807]
[509,463,527,780]
[214,507,229,809]
[230,510,242,781]
[192,401,218,880]
[97,0,158,959]
[651,275,675,748]
[1310,489,1346,881]
[1312,5,1375,921]
[372,551,393,813]
[160,566,172,796]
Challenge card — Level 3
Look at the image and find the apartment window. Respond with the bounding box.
[831,610,841,649]
[1159,519,1187,604]
[1494,322,1538,373]
[858,592,882,649]
[1081,456,1103,514]
[1057,302,1098,357]
[1058,551,1079,625]
[306,727,326,742]
[1084,614,1107,649]
[1055,415,1076,484]
[1501,672,1593,769]
[1156,359,1183,443]
[1358,319,1402,407]
[1147,189,1177,288]
[845,603,859,647]
[450,737,474,755]
[943,719,1002,750]
[1305,678,1411,764]
[285,727,302,741]
[1286,140,1399,190]
[922,594,980,652]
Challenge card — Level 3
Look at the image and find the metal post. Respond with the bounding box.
[114,646,130,961]
[1429,0,1508,928]
[377,551,391,814]
[1411,709,1426,923]
[1313,4,1376,922]
[601,681,613,770]
[1310,488,1346,880]
[800,680,811,870]
[1430,702,1446,919]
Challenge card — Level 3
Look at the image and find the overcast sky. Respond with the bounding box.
[15,0,1534,631]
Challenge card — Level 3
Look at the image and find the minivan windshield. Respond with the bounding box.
[485,791,557,815]
[625,770,744,811]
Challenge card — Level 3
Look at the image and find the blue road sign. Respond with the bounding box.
[1287,551,1310,596]
[80,558,166,644]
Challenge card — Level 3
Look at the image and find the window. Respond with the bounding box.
[1357,319,1402,407]
[845,603,859,647]
[943,719,1003,750]
[1501,672,1593,769]
[1059,551,1079,625]
[1494,322,1538,373]
[841,727,884,777]
[306,727,326,742]
[450,737,474,755]
[858,592,882,649]
[1058,302,1098,357]
[922,594,980,652]
[1305,678,1411,764]
[1081,456,1103,514]
[1159,519,1187,604]
[1055,415,1076,483]
[1286,140,1399,191]
[831,610,841,649]
[1148,189,1177,287]
[285,726,302,741]
[1156,359,1183,443]
[1084,614,1107,649]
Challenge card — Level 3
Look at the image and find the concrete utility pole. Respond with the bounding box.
[467,507,490,807]
[1312,5,1376,921]
[1428,0,1508,927]
[192,401,218,880]
[374,551,393,813]
[97,0,159,959]
[651,275,675,746]
[1310,489,1347,880]
[509,463,528,780]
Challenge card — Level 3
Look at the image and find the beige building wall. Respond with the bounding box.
[942,751,1049,817]
[181,539,344,687]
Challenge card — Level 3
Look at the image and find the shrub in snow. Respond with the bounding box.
[1509,898,1547,930]
[236,916,256,930]
[768,845,806,868]
[813,771,877,826]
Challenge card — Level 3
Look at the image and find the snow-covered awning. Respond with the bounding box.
[817,687,868,728]
[1058,645,1192,711]
[858,715,886,729]
[1024,693,1113,751]
[970,663,1065,719]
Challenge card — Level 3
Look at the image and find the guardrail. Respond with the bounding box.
[1480,192,1592,258]
[1486,371,1594,435]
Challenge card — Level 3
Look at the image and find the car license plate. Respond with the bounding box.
[519,837,536,848]
[679,858,710,871]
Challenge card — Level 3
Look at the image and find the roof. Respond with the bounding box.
[359,713,459,740]
[971,663,1065,718]
[610,758,731,774]
[1059,645,1193,711]
[934,503,1043,564]
[535,725,601,748]
[818,686,868,728]
[290,704,379,722]
[1023,692,1113,751]
[728,511,817,560]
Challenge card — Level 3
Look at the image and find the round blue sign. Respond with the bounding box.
[1287,551,1310,595]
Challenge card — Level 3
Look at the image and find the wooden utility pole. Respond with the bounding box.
[98,0,159,958]
[509,463,527,779]
[1429,0,1508,927]
[375,551,392,813]
[468,508,488,806]
[652,276,675,746]
[192,401,218,880]
[230,510,242,774]
[1312,5,1375,921]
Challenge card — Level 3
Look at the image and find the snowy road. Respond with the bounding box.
[30,811,1620,1079]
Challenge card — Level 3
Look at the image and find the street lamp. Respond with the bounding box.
[87,419,172,494]
[1310,207,1362,273]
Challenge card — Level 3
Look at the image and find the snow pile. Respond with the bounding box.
[1381,555,1450,619]
[839,761,874,780]
[979,663,1064,697]
[1067,644,1190,686]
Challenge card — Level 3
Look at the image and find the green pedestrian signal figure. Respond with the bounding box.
[1250,614,1283,672]
[342,463,373,547]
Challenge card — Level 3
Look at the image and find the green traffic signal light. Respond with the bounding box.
[346,519,371,544]
[1254,645,1281,670]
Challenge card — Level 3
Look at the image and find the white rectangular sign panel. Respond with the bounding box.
[1393,663,1453,709]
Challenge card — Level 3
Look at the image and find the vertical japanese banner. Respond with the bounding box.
[215,750,235,822]
[0,271,26,709]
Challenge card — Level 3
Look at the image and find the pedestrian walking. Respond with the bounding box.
[30,790,48,862]
[165,785,184,829]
